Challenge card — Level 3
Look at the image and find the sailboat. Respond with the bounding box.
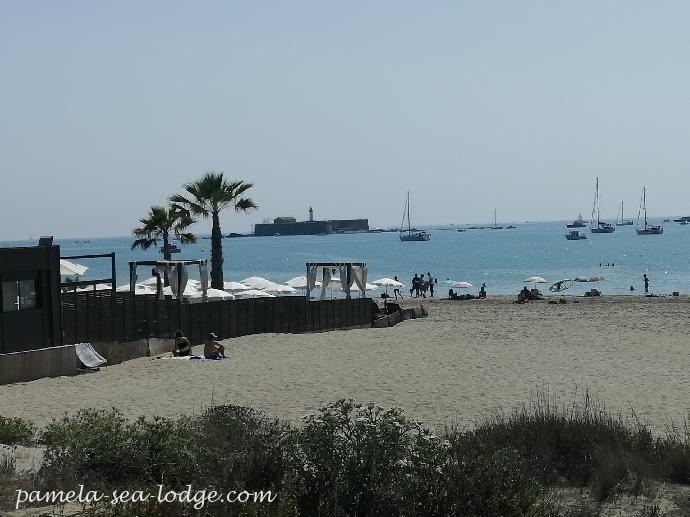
[567,213,586,228]
[489,209,503,230]
[636,187,663,235]
[590,177,615,233]
[399,192,430,242]
[616,201,633,226]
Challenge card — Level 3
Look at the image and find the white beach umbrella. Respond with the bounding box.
[524,276,548,289]
[224,281,250,293]
[241,276,279,290]
[234,289,275,299]
[116,284,157,295]
[60,259,88,277]
[285,276,322,289]
[162,285,199,298]
[139,276,160,286]
[266,284,297,294]
[450,281,473,289]
[190,288,234,300]
[372,278,404,288]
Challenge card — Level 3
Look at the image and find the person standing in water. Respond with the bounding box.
[643,274,649,293]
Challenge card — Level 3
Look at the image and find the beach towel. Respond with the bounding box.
[74,343,107,368]
[163,355,215,361]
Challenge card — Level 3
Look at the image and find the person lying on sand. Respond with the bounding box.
[204,332,226,360]
[173,330,192,357]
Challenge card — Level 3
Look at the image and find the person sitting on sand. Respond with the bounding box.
[478,283,487,299]
[173,330,192,357]
[448,288,456,299]
[517,286,530,303]
[204,332,226,360]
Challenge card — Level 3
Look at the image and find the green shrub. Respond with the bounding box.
[292,399,544,517]
[0,415,36,445]
[41,408,138,486]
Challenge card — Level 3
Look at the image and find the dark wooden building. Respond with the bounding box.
[0,243,62,353]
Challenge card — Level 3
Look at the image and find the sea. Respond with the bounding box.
[3,218,690,295]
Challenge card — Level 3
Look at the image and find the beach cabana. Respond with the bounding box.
[129,259,208,301]
[306,262,367,300]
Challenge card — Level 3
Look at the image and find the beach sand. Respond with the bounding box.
[0,295,688,430]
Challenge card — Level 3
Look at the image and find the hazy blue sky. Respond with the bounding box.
[2,1,689,240]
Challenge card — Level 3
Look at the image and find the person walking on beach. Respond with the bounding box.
[393,276,403,300]
[419,274,426,298]
[427,272,434,297]
[643,274,649,293]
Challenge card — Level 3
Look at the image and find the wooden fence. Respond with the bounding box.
[61,291,373,346]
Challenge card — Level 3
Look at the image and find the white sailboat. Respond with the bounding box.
[590,177,615,233]
[616,201,633,226]
[489,209,503,230]
[399,192,430,242]
[636,187,663,235]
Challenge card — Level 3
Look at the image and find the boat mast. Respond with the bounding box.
[643,187,647,227]
[407,192,411,234]
[591,177,599,227]
[400,192,407,238]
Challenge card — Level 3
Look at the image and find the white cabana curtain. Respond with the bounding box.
[307,265,318,290]
[320,268,331,300]
[154,265,168,300]
[340,265,355,298]
[352,265,368,294]
[169,264,189,299]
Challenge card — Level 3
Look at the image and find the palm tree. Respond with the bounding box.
[170,172,257,289]
[131,206,197,285]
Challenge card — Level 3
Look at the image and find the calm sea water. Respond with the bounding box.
[3,218,690,295]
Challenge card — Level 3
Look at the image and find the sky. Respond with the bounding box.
[1,1,690,240]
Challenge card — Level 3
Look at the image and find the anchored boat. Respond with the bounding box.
[565,230,587,240]
[636,187,663,235]
[399,192,430,242]
[616,201,633,226]
[590,178,615,233]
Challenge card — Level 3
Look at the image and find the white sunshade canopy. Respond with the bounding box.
[223,281,250,292]
[372,277,404,288]
[241,276,279,290]
[60,259,88,277]
[234,289,275,299]
[286,276,322,289]
[450,281,473,289]
[266,284,297,294]
[524,276,548,284]
[325,278,377,291]
[116,284,157,295]
[190,288,234,300]
[162,285,200,297]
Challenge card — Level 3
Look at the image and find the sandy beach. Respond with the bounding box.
[1,295,689,430]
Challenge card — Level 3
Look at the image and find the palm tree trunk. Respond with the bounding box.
[210,211,224,289]
[162,232,171,286]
